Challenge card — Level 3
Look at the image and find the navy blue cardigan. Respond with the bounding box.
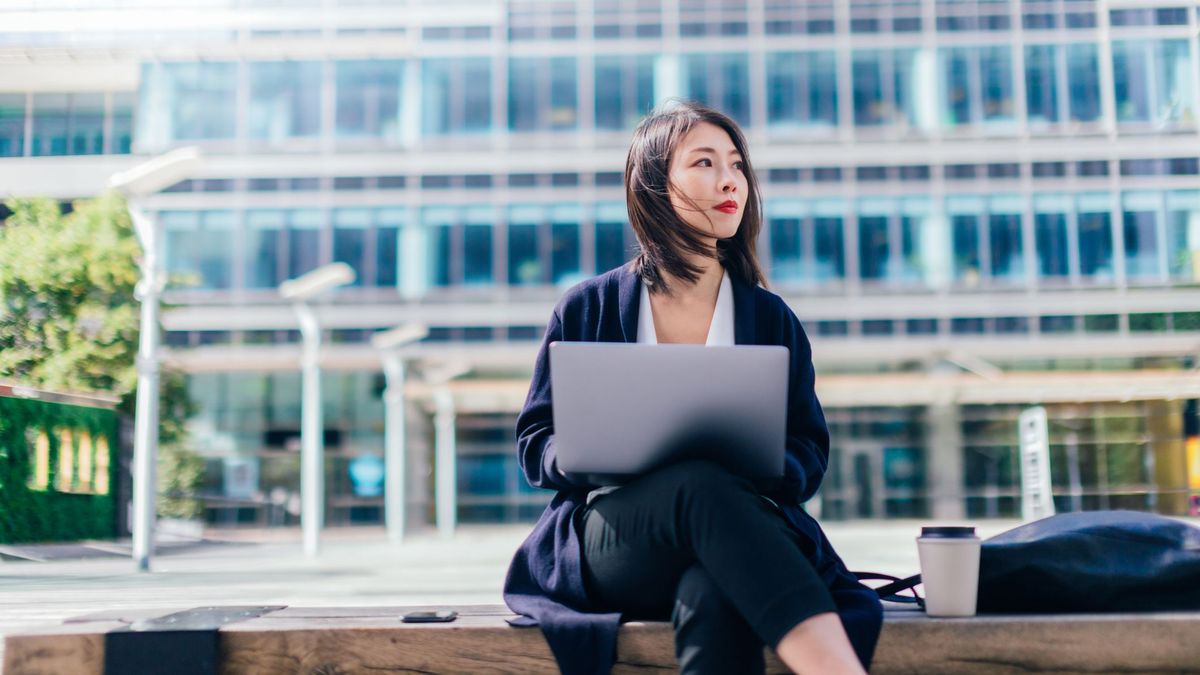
[503,263,883,674]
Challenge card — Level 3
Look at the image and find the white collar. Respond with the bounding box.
[637,269,735,346]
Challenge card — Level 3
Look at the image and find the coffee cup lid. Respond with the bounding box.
[920,526,976,538]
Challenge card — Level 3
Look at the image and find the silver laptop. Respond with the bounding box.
[549,342,789,484]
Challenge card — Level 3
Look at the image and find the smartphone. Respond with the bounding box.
[401,610,458,623]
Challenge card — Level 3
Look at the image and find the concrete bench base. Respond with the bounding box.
[6,604,1200,674]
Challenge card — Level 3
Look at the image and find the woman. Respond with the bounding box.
[503,100,883,675]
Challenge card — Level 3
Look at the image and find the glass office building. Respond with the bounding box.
[3,0,1200,528]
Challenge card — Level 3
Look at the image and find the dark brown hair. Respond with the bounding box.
[625,99,765,294]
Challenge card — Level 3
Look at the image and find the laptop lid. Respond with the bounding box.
[549,342,789,481]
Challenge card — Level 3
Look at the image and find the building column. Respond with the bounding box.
[927,402,966,520]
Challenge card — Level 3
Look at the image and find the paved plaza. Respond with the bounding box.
[0,519,1020,667]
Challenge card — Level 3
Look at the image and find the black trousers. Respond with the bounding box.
[578,459,838,675]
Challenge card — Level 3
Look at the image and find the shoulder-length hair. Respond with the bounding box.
[624,99,765,294]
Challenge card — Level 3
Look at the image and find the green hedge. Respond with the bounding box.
[0,396,118,544]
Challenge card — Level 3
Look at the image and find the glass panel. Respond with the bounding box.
[551,205,581,284]
[423,58,492,136]
[196,211,234,289]
[462,58,493,132]
[980,46,1015,123]
[941,48,973,126]
[770,215,803,282]
[1113,41,1151,122]
[596,201,631,273]
[31,93,69,156]
[1066,43,1102,122]
[1166,191,1200,281]
[288,210,323,280]
[1034,211,1069,279]
[549,57,578,130]
[766,51,838,130]
[250,61,322,140]
[71,93,105,155]
[375,207,405,288]
[1154,40,1194,124]
[507,205,542,285]
[594,56,624,130]
[988,196,1025,283]
[423,206,455,287]
[899,199,929,283]
[852,50,886,126]
[336,60,403,138]
[952,213,981,283]
[507,58,540,132]
[1025,45,1059,125]
[813,212,845,281]
[0,94,24,157]
[858,199,892,281]
[1123,192,1162,279]
[155,62,238,141]
[246,209,286,288]
[333,208,370,287]
[1077,194,1114,281]
[463,224,493,285]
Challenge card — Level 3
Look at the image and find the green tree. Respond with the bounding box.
[0,192,203,520]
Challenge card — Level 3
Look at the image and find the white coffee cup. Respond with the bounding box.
[916,526,981,617]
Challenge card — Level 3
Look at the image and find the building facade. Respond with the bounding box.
[3,0,1200,530]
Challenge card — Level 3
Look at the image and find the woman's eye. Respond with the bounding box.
[696,158,711,167]
[734,162,745,171]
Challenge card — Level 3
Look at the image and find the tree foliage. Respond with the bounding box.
[0,193,203,521]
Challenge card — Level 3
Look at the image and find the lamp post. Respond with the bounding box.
[371,323,429,544]
[425,362,471,539]
[280,262,355,557]
[108,147,203,572]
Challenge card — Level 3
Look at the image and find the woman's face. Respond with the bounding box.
[667,121,748,243]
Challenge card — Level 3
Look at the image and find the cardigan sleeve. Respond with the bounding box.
[773,304,831,505]
[515,307,599,492]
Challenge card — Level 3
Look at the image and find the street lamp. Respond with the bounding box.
[371,323,429,544]
[108,146,204,572]
[280,262,355,557]
[425,362,472,539]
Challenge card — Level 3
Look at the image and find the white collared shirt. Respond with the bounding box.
[636,268,735,346]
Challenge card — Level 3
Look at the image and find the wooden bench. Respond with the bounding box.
[6,604,1200,674]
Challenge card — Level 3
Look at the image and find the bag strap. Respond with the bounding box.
[852,571,924,609]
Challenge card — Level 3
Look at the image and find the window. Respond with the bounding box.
[988,195,1025,283]
[595,202,633,273]
[0,94,25,157]
[336,60,403,139]
[1167,191,1200,282]
[1033,194,1070,280]
[948,196,983,285]
[1112,40,1194,126]
[1024,45,1058,126]
[852,49,927,131]
[509,57,578,131]
[767,199,846,285]
[31,93,105,156]
[462,206,495,285]
[287,210,323,280]
[507,205,543,285]
[1077,193,1114,281]
[375,207,403,288]
[161,210,235,290]
[685,53,751,127]
[594,54,656,131]
[333,208,370,287]
[139,62,237,145]
[550,205,582,285]
[1066,44,1102,123]
[1122,192,1163,280]
[767,51,838,132]
[249,61,321,141]
[422,58,492,136]
[939,47,1016,129]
